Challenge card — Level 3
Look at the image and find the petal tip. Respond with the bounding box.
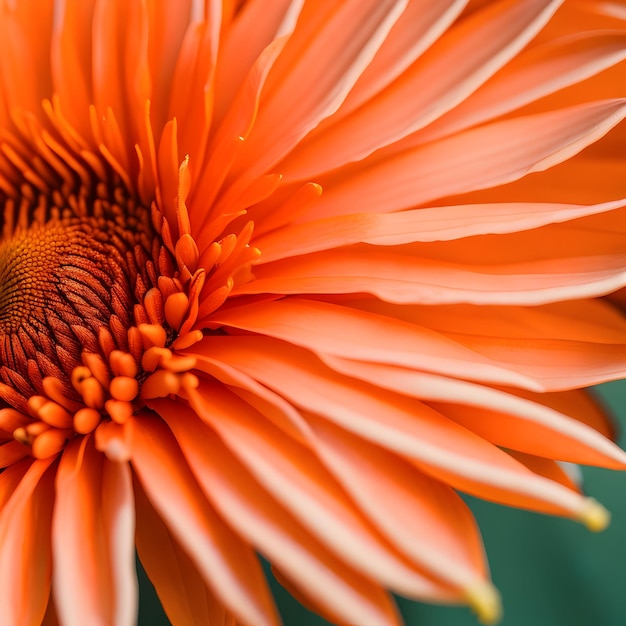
[580,497,611,533]
[466,580,502,625]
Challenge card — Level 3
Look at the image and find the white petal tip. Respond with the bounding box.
[580,497,611,532]
[466,580,502,625]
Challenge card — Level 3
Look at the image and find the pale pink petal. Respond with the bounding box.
[129,415,280,626]
[0,458,55,626]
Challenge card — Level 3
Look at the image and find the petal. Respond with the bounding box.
[346,299,626,389]
[128,415,280,626]
[322,357,626,467]
[182,382,459,603]
[238,245,626,306]
[229,0,409,185]
[190,335,608,522]
[253,200,626,263]
[0,0,54,123]
[134,475,237,626]
[309,99,626,219]
[337,0,468,115]
[51,0,96,138]
[416,31,626,143]
[0,458,55,626]
[280,0,561,180]
[304,415,489,587]
[53,437,137,626]
[155,398,408,624]
[207,298,539,389]
[213,0,304,124]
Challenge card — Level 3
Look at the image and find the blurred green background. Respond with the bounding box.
[138,381,626,626]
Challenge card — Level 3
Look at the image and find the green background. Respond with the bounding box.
[138,382,626,626]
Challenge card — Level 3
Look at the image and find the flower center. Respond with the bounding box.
[0,182,199,461]
[0,186,152,397]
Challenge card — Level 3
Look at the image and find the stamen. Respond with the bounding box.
[0,114,244,464]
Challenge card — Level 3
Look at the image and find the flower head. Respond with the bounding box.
[1,1,626,624]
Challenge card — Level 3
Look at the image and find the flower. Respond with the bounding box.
[1,0,626,624]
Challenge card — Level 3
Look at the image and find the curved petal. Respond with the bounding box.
[337,0,468,115]
[308,99,626,219]
[0,457,55,626]
[182,382,460,602]
[322,357,624,467]
[128,415,279,626]
[134,474,237,626]
[155,398,409,624]
[53,437,137,626]
[253,200,626,263]
[237,246,626,306]
[279,0,562,180]
[213,0,304,124]
[416,31,626,144]
[228,0,409,185]
[189,336,612,521]
[206,298,540,389]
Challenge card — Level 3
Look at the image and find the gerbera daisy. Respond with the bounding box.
[1,0,626,624]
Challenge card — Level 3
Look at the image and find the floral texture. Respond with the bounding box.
[1,1,626,624]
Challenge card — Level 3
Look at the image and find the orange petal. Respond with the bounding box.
[134,475,237,626]
[154,398,417,624]
[183,383,461,603]
[0,457,55,626]
[53,437,137,626]
[253,199,626,263]
[309,99,626,219]
[196,336,608,522]
[230,0,409,184]
[280,0,561,180]
[323,357,626,467]
[206,298,539,389]
[129,415,280,626]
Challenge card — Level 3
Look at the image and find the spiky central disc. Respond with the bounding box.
[0,187,154,405]
[0,220,130,337]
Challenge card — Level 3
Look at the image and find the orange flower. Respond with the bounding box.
[1,1,626,624]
